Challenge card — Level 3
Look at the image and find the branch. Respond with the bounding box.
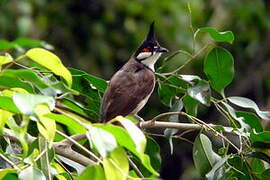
[140,121,201,130]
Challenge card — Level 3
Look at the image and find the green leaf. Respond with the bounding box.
[262,169,270,180]
[0,53,12,67]
[110,147,129,175]
[25,48,72,86]
[228,96,270,120]
[69,68,107,93]
[158,76,187,107]
[236,111,263,132]
[0,169,17,179]
[250,131,270,143]
[145,137,161,171]
[97,123,158,176]
[195,27,234,44]
[18,166,46,180]
[187,79,211,106]
[204,47,234,94]
[87,127,117,157]
[13,38,51,49]
[164,99,183,154]
[183,94,199,116]
[78,165,105,180]
[0,76,34,93]
[13,93,55,115]
[0,96,20,113]
[116,116,146,155]
[227,155,252,179]
[45,113,86,134]
[251,158,265,175]
[248,152,270,165]
[1,69,48,89]
[0,110,13,132]
[193,134,221,176]
[103,158,123,180]
[35,105,56,143]
[206,156,228,180]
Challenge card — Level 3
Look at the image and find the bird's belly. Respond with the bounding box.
[130,93,151,115]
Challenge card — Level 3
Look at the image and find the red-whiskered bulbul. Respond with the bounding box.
[100,22,168,122]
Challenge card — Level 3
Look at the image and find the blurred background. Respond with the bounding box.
[1,0,270,179]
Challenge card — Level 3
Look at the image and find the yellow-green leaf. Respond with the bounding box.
[26,48,72,86]
[0,53,12,67]
[35,104,56,144]
[0,109,13,132]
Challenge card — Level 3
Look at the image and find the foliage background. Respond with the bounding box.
[1,0,270,179]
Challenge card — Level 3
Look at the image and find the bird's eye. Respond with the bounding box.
[142,48,150,52]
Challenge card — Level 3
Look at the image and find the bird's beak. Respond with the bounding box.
[157,46,169,53]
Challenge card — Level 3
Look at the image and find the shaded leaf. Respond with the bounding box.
[195,27,234,44]
[247,152,270,164]
[206,156,228,180]
[204,47,234,94]
[262,169,270,180]
[26,48,72,86]
[193,134,221,176]
[236,111,263,132]
[0,76,34,93]
[228,96,270,120]
[183,94,199,116]
[187,79,211,106]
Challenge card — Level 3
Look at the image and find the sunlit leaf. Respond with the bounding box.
[0,96,20,113]
[35,105,56,143]
[228,96,270,120]
[78,165,105,180]
[13,93,55,115]
[0,53,12,68]
[204,47,234,94]
[110,147,129,175]
[103,158,123,180]
[26,48,72,86]
[195,27,234,44]
[45,113,86,134]
[87,127,117,157]
[193,134,221,176]
[0,110,13,132]
[18,166,46,180]
[0,169,17,179]
[116,116,146,155]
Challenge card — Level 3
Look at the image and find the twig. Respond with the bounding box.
[55,130,101,163]
[146,132,193,144]
[0,153,20,170]
[128,157,144,178]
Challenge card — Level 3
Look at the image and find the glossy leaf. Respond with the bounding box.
[69,68,107,93]
[116,116,146,155]
[187,79,211,106]
[236,111,263,132]
[13,93,55,115]
[103,158,123,180]
[228,96,270,120]
[193,134,221,176]
[204,47,234,94]
[18,166,46,180]
[183,94,199,116]
[206,156,228,180]
[250,131,270,143]
[195,27,234,44]
[26,48,72,86]
[78,165,105,180]
[110,147,129,175]
[87,127,117,157]
[1,69,48,89]
[247,152,270,164]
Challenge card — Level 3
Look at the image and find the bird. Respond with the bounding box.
[100,22,168,123]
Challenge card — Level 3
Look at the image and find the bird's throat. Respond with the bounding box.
[141,53,161,71]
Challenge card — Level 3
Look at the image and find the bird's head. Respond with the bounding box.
[134,22,168,70]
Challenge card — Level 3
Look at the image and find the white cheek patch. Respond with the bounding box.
[136,52,152,60]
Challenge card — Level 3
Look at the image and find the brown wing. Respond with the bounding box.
[100,65,155,122]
